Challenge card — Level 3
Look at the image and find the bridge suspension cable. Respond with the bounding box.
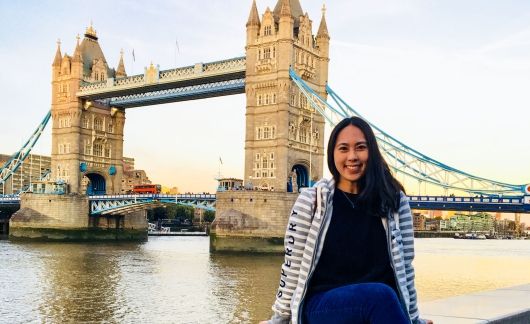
[0,110,51,187]
[289,68,525,197]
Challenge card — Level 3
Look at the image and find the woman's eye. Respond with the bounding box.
[356,145,367,150]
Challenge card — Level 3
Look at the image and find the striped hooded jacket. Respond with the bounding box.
[269,178,425,324]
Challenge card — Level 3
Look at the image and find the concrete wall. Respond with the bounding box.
[210,191,298,252]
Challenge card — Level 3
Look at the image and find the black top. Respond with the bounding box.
[307,189,398,296]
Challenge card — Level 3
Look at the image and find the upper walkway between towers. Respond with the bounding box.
[76,56,246,108]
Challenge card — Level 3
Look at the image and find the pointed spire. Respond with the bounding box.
[280,0,291,17]
[246,0,260,27]
[116,49,127,78]
[72,34,83,62]
[317,4,329,39]
[52,39,62,67]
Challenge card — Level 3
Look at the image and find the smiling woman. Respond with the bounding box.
[261,117,433,324]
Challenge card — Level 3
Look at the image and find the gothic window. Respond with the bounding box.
[257,128,262,139]
[273,47,276,58]
[105,147,111,158]
[272,126,276,138]
[262,172,267,178]
[299,126,308,143]
[258,95,262,106]
[264,25,272,36]
[85,143,91,155]
[265,94,270,105]
[270,171,274,178]
[290,93,296,106]
[272,93,276,104]
[255,153,260,161]
[94,143,103,157]
[270,152,274,160]
[262,156,268,169]
[264,48,271,59]
[108,123,114,133]
[264,127,270,139]
[58,144,63,154]
[255,172,260,178]
[82,118,89,129]
[300,94,308,109]
[94,118,103,131]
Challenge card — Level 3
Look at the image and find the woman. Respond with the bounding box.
[260,117,431,324]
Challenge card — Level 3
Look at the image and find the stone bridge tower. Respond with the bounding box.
[51,25,126,194]
[211,0,330,252]
[244,0,329,192]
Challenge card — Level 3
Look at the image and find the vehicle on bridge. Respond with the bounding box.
[132,184,161,194]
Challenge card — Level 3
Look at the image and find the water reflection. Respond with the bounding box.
[35,243,146,322]
[208,253,282,323]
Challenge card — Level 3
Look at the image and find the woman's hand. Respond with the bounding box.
[258,321,268,324]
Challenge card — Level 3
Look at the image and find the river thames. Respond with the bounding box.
[1,237,529,323]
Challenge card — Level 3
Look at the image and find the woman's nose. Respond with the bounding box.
[347,148,357,161]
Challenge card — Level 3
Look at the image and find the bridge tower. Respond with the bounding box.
[244,0,329,192]
[51,25,125,194]
[211,0,330,252]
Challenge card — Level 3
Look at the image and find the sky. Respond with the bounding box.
[1,0,530,198]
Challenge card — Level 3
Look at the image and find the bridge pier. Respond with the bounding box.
[9,194,147,241]
[210,191,297,253]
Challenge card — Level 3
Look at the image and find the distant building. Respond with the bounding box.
[413,212,426,231]
[0,153,51,194]
[425,219,440,231]
[120,157,153,194]
[449,213,495,232]
[167,187,179,195]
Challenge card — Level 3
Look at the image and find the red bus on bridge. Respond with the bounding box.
[132,184,162,194]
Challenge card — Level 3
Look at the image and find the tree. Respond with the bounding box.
[204,210,215,222]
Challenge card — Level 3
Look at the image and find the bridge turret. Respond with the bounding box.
[246,0,260,45]
[277,0,294,40]
[52,39,62,79]
[71,35,84,79]
[316,5,330,85]
[115,49,127,78]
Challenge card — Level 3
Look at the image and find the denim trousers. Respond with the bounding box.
[302,283,410,324]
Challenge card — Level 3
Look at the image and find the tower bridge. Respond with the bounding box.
[1,0,528,248]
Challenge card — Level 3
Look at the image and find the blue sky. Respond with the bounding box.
[1,0,530,194]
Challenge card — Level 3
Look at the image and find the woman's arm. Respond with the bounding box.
[398,193,424,324]
[268,188,316,324]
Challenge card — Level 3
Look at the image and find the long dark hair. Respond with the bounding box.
[327,116,404,215]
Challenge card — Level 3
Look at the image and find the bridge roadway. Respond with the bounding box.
[2,194,530,214]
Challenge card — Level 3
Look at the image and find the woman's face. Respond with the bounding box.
[334,124,369,193]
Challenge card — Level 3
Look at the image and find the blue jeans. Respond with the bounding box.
[302,283,410,324]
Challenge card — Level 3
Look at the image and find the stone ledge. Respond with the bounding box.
[420,284,530,323]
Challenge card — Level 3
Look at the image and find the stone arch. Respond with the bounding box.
[85,172,106,195]
[290,162,310,192]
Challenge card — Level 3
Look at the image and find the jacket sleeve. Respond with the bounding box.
[398,193,425,324]
[269,189,315,324]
